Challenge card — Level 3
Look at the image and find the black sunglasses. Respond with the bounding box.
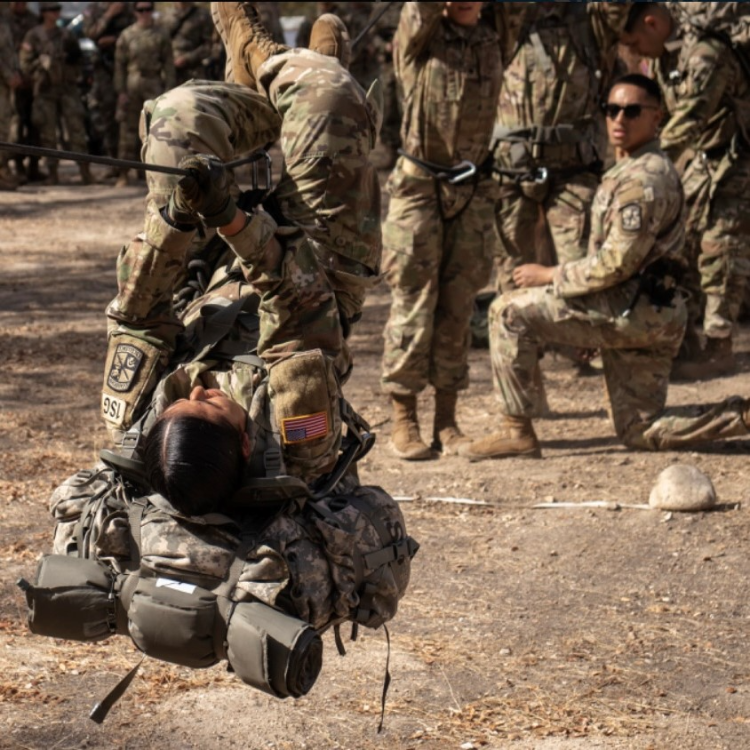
[603,103,659,120]
[135,6,154,12]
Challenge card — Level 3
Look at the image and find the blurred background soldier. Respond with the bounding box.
[8,1,42,183]
[0,6,23,191]
[19,1,92,185]
[488,2,631,291]
[256,2,286,45]
[82,2,135,166]
[113,1,175,187]
[381,2,502,461]
[165,1,213,85]
[622,2,750,380]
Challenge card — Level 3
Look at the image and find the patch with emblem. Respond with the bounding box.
[106,343,145,392]
[281,411,329,444]
[620,203,642,232]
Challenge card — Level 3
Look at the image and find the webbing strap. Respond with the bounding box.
[377,624,391,734]
[89,655,145,724]
[126,500,147,573]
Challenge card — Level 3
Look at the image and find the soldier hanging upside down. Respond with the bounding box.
[19,23,416,719]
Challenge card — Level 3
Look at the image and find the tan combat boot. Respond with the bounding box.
[45,161,59,186]
[211,2,288,89]
[114,169,129,188]
[432,389,471,455]
[309,13,351,68]
[0,163,18,191]
[459,415,542,462]
[390,393,435,461]
[79,162,94,185]
[671,336,736,381]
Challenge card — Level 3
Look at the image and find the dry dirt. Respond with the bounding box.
[1,164,749,750]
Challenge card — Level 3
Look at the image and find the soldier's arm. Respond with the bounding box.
[396,2,444,64]
[589,2,632,50]
[161,32,177,89]
[659,40,729,162]
[490,2,534,67]
[180,17,214,68]
[553,177,662,298]
[19,29,39,77]
[0,25,19,85]
[113,32,127,92]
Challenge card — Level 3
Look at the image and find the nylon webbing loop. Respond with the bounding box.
[89,655,145,724]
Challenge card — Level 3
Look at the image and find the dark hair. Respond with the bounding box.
[143,414,245,516]
[624,2,661,33]
[608,73,663,106]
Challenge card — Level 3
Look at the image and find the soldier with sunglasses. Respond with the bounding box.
[461,74,750,460]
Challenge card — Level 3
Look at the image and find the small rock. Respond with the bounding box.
[649,464,716,512]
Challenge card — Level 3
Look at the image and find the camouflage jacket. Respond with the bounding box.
[395,2,501,169]
[657,8,750,161]
[19,24,82,93]
[164,3,213,82]
[554,140,685,298]
[82,2,136,68]
[491,2,631,169]
[9,7,38,50]
[114,22,175,93]
[0,19,19,89]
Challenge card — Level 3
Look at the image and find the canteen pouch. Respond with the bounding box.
[22,555,118,642]
[127,576,220,669]
[226,601,323,698]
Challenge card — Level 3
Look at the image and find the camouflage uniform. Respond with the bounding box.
[19,20,88,156]
[255,48,383,348]
[82,2,135,158]
[164,2,213,85]
[114,20,175,162]
[372,2,404,156]
[489,140,749,451]
[490,2,631,290]
[8,4,40,177]
[0,14,19,180]
[381,3,502,396]
[654,5,750,343]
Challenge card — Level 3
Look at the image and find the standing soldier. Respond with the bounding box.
[19,1,92,185]
[8,1,41,183]
[622,3,750,379]
[113,1,175,187]
[165,1,213,85]
[381,2,502,460]
[489,3,631,291]
[0,7,23,191]
[82,2,135,164]
[256,2,286,45]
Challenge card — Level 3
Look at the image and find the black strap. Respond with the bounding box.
[377,624,392,734]
[89,655,145,724]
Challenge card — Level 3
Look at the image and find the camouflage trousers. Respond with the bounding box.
[31,88,88,154]
[87,66,119,157]
[118,77,166,162]
[490,283,748,450]
[0,84,10,167]
[494,170,598,292]
[682,150,750,339]
[381,166,498,394]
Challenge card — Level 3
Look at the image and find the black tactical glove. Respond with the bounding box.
[167,154,238,228]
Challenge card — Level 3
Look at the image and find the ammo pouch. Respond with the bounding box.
[21,555,120,643]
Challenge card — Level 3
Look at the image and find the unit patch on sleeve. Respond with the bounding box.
[106,343,145,392]
[620,203,643,232]
[281,411,330,444]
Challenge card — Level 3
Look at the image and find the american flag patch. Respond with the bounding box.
[281,411,329,444]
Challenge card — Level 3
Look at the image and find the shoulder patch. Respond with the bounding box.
[620,203,642,232]
[281,411,329,444]
[106,343,145,392]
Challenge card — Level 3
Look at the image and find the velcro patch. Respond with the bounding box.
[620,203,642,232]
[281,411,329,444]
[106,343,145,392]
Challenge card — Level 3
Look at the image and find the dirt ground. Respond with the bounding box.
[1,164,749,750]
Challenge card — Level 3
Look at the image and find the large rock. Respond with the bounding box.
[649,464,717,511]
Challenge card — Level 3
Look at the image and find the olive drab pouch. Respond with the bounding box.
[19,555,120,642]
[127,576,221,669]
[226,601,323,698]
[101,332,168,435]
[268,350,342,479]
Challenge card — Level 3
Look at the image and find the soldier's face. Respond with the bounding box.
[444,2,483,27]
[605,84,662,155]
[166,386,249,441]
[620,12,671,59]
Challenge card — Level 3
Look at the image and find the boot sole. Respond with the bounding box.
[389,441,438,461]
[464,446,542,462]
